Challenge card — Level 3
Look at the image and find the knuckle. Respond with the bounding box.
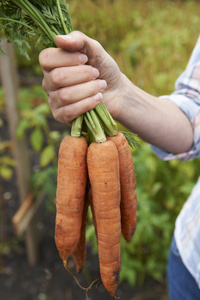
[38,50,46,66]
[93,39,101,49]
[39,49,51,68]
[42,79,47,93]
[63,107,71,120]
[53,112,60,123]
[53,109,62,123]
[62,107,74,124]
[71,30,84,39]
[58,88,69,104]
[49,69,62,87]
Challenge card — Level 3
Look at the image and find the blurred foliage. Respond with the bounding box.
[0,141,15,180]
[119,143,199,285]
[1,0,200,288]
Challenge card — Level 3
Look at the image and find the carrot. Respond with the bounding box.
[87,140,121,297]
[71,187,89,273]
[55,135,88,267]
[107,131,137,242]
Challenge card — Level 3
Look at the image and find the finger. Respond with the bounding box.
[55,31,102,57]
[44,65,100,91]
[39,48,88,71]
[52,93,103,125]
[48,79,107,109]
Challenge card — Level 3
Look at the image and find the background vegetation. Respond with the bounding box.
[1,0,200,290]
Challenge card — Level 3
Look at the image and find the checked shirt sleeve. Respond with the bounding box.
[151,36,200,161]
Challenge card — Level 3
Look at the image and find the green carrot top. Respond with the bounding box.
[0,0,72,59]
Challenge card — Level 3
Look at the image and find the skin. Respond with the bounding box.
[39,31,194,154]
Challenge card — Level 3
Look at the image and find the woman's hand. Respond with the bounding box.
[39,31,123,125]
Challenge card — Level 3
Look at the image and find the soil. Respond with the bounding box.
[0,78,168,300]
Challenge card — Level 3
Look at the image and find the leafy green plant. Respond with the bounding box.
[0,141,15,180]
[31,166,57,211]
[0,0,72,58]
[17,100,59,165]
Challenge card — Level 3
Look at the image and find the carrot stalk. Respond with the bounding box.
[95,102,118,137]
[71,115,84,137]
[84,110,106,143]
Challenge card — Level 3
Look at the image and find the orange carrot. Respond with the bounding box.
[87,140,121,297]
[71,188,89,273]
[55,135,88,267]
[107,131,137,242]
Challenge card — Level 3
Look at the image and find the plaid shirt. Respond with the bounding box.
[151,35,200,287]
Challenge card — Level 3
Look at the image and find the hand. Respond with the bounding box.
[39,31,194,154]
[39,31,123,125]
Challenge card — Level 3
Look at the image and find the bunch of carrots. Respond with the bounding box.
[56,107,138,297]
[0,0,138,297]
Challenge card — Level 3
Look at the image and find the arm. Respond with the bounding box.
[39,31,194,154]
[115,74,193,153]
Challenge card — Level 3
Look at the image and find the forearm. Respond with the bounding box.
[116,74,194,154]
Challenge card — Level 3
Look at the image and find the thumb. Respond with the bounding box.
[55,31,101,56]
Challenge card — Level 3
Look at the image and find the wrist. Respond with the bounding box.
[115,73,144,127]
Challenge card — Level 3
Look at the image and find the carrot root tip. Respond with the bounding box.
[63,260,101,297]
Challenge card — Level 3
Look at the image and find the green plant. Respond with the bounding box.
[31,166,57,211]
[0,0,72,58]
[0,141,15,180]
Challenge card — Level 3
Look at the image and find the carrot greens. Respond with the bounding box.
[0,0,72,58]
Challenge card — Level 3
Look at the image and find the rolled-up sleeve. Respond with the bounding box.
[151,36,200,161]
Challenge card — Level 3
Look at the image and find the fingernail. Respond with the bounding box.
[56,34,74,41]
[79,54,88,64]
[93,68,100,78]
[98,80,107,91]
[94,93,103,102]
